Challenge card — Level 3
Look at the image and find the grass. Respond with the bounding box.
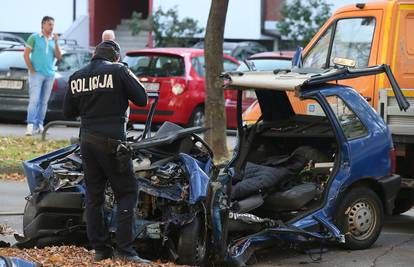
[0,137,69,178]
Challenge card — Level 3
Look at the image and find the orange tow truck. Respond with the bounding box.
[244,0,414,214]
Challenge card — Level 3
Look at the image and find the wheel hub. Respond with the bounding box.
[193,112,204,127]
[347,201,376,239]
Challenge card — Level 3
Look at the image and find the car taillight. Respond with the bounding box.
[52,79,59,92]
[172,83,185,95]
[390,148,396,174]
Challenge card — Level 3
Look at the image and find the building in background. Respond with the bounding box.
[0,0,89,46]
[0,0,286,50]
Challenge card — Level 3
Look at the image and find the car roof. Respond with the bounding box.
[125,47,240,64]
[126,47,205,57]
[61,46,93,53]
[249,51,295,60]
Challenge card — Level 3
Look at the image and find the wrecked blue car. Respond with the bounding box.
[18,94,215,265]
[18,63,409,266]
[209,63,409,265]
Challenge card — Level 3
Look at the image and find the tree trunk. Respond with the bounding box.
[204,0,229,161]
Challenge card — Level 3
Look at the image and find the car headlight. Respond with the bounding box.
[172,83,185,95]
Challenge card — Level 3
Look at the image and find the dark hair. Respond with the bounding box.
[41,16,54,25]
[94,40,121,62]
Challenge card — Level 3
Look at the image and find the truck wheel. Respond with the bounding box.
[189,107,205,127]
[393,197,414,215]
[177,216,206,265]
[335,187,383,250]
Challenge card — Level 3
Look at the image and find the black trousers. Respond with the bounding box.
[80,138,138,256]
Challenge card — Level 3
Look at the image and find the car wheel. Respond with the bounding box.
[177,216,207,265]
[189,107,205,127]
[335,187,383,250]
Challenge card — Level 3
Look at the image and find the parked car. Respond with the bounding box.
[226,51,294,128]
[0,45,92,122]
[193,41,268,61]
[16,64,407,266]
[123,47,240,128]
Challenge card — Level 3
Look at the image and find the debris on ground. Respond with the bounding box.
[0,246,187,267]
[0,172,26,181]
[0,224,16,236]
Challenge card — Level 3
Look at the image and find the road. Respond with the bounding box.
[0,180,413,266]
[253,211,414,266]
[1,122,414,266]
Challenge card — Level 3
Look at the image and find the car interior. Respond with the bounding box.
[227,94,339,235]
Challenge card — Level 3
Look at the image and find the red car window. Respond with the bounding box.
[124,54,185,77]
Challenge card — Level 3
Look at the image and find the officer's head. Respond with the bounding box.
[94,40,121,62]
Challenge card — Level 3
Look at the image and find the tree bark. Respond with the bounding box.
[204,0,229,161]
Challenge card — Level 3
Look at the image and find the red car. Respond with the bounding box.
[226,51,294,127]
[123,48,240,128]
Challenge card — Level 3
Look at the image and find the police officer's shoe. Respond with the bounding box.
[94,248,114,262]
[115,253,151,264]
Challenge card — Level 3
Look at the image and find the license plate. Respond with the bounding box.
[0,80,23,90]
[142,82,160,92]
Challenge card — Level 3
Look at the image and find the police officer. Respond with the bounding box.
[63,40,150,263]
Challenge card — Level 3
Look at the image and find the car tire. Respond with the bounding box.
[189,106,205,127]
[335,187,383,250]
[22,199,36,237]
[177,216,207,265]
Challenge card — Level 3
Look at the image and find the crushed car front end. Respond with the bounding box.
[19,95,217,265]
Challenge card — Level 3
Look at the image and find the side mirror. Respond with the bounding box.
[291,46,303,69]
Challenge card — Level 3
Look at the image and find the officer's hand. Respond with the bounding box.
[29,69,36,75]
[53,33,59,42]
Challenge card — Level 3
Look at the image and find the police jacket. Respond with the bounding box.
[63,56,147,140]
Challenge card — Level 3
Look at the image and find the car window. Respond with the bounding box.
[79,52,92,66]
[57,53,80,72]
[329,17,375,68]
[303,25,333,68]
[326,95,368,139]
[191,56,239,77]
[124,54,185,77]
[303,17,375,69]
[223,58,239,72]
[191,56,205,77]
[0,50,26,71]
[250,58,292,71]
[4,37,17,42]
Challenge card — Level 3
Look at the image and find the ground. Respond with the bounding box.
[0,123,413,266]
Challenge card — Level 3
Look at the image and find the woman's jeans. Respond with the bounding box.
[27,72,54,127]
